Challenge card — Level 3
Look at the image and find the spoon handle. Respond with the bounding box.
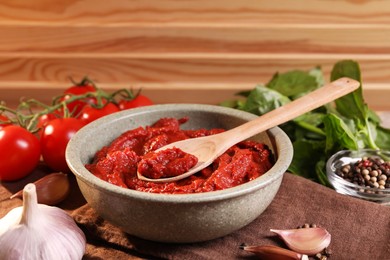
[223,77,360,144]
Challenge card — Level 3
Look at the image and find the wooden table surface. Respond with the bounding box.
[0,0,390,110]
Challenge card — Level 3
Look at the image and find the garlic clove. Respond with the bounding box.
[0,183,86,260]
[10,172,70,205]
[0,206,23,236]
[270,227,331,255]
[240,244,309,260]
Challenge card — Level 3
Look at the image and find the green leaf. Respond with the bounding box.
[367,108,382,125]
[375,126,390,150]
[288,139,325,181]
[323,113,359,152]
[240,85,290,115]
[315,160,331,187]
[266,70,319,98]
[330,60,380,149]
[218,99,240,109]
[308,66,325,87]
[220,59,390,187]
[294,112,325,126]
[330,60,367,122]
[293,112,326,137]
[235,90,252,98]
[331,60,362,82]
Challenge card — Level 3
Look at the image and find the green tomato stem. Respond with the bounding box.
[1,80,141,133]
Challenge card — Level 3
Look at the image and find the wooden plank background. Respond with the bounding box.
[0,0,389,110]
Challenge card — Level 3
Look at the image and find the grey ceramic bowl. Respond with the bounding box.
[66,104,293,243]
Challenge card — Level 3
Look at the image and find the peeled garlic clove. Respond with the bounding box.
[270,227,331,255]
[240,244,308,260]
[10,172,70,205]
[0,183,86,260]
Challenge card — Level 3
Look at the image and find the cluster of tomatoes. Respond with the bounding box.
[0,78,153,181]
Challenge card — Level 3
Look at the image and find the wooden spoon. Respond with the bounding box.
[137,77,360,183]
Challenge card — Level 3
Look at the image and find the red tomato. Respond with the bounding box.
[40,118,85,172]
[0,125,41,181]
[80,103,120,124]
[0,114,12,128]
[36,113,58,138]
[60,84,97,116]
[37,113,57,128]
[118,95,153,110]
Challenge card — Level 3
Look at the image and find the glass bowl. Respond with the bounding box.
[326,149,390,206]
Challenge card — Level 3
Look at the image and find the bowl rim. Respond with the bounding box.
[326,148,390,193]
[66,103,293,203]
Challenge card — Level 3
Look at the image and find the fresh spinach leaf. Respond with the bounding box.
[221,59,390,187]
[376,126,390,149]
[288,139,325,181]
[309,66,325,87]
[266,70,318,98]
[331,60,366,119]
[293,113,326,137]
[331,60,379,149]
[239,85,290,115]
[218,99,241,109]
[323,113,359,152]
[315,160,330,186]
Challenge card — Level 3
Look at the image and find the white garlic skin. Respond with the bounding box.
[0,184,86,260]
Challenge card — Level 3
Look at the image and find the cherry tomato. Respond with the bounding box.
[118,95,153,110]
[60,84,97,116]
[0,114,12,128]
[40,118,85,172]
[36,113,58,138]
[37,113,57,128]
[80,103,120,124]
[0,125,41,181]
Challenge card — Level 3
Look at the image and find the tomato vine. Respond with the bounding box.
[0,78,153,181]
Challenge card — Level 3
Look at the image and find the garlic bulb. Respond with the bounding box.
[270,227,331,255]
[0,183,86,260]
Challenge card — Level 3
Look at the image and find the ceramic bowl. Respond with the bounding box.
[66,104,293,243]
[326,149,390,206]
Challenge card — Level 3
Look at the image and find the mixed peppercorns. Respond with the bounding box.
[336,156,390,191]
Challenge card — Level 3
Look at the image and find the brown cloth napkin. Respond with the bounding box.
[1,171,389,260]
[71,173,390,260]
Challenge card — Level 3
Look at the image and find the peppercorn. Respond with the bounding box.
[336,156,390,192]
[297,223,317,229]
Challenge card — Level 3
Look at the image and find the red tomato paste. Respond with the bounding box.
[86,117,274,194]
[137,147,199,179]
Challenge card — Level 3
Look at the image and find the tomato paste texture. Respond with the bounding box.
[137,147,199,179]
[86,117,275,194]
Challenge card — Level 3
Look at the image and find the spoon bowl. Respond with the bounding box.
[137,77,360,182]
